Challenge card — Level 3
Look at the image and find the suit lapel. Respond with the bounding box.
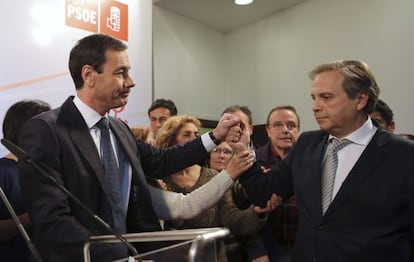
[311,135,329,221]
[295,131,328,222]
[109,118,133,160]
[71,129,104,180]
[326,130,390,214]
[57,97,106,186]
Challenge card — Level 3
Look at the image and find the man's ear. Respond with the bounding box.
[388,121,396,133]
[265,125,271,138]
[249,124,254,135]
[356,92,369,111]
[81,65,96,87]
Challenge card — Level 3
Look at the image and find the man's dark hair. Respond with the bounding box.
[221,105,252,124]
[374,99,394,127]
[69,34,127,90]
[147,98,178,116]
[3,100,51,144]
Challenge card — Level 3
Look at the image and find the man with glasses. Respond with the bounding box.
[257,106,300,166]
[256,105,300,262]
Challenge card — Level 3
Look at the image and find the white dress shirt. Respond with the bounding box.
[329,117,377,200]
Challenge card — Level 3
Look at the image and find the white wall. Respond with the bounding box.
[153,7,227,120]
[153,0,414,134]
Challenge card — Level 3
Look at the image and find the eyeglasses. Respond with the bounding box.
[212,148,234,156]
[270,122,298,131]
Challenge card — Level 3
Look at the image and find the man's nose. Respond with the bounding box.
[124,75,135,88]
[312,99,321,112]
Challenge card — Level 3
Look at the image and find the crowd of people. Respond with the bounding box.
[1,33,414,262]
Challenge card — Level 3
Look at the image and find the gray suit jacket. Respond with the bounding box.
[18,97,209,262]
[240,128,414,262]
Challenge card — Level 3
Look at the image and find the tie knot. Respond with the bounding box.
[329,138,351,153]
[96,117,110,130]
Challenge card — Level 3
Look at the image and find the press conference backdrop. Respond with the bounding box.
[0,0,153,156]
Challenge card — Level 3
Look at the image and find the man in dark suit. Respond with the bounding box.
[17,34,244,262]
[231,60,414,261]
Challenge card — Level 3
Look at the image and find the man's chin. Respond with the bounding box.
[318,123,331,132]
[115,98,128,107]
[316,119,329,129]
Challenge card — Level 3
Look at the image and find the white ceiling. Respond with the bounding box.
[153,0,308,33]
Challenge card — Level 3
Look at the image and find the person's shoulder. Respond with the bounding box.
[108,115,125,123]
[295,130,326,145]
[109,116,131,131]
[371,130,414,157]
[21,108,60,133]
[255,141,270,153]
[299,130,326,139]
[385,131,414,149]
[287,130,327,159]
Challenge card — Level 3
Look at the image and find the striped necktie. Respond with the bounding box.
[321,138,351,214]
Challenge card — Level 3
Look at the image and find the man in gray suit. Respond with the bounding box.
[17,34,247,262]
[231,60,414,262]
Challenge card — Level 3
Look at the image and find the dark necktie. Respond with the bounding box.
[95,117,126,233]
[321,138,351,214]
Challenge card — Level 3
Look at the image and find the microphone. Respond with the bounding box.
[1,138,140,260]
[0,186,42,262]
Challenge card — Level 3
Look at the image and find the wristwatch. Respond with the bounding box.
[208,131,221,145]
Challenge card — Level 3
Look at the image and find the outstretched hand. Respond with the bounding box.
[211,113,241,142]
[225,150,254,180]
[253,194,282,214]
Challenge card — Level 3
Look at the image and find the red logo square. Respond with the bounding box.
[100,0,128,41]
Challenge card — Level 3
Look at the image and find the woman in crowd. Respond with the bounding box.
[155,115,279,262]
[0,99,51,261]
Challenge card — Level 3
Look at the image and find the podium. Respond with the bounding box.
[83,227,229,262]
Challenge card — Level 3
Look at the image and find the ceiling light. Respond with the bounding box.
[235,0,254,5]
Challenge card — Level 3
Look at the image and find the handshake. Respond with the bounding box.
[209,113,254,181]
[211,113,252,154]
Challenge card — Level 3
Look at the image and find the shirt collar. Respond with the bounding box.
[73,96,107,129]
[328,117,377,146]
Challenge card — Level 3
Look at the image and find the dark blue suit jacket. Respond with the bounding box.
[241,128,414,262]
[18,97,209,262]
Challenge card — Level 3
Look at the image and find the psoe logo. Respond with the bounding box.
[107,6,120,32]
[65,0,128,41]
[66,0,99,33]
[100,1,128,41]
